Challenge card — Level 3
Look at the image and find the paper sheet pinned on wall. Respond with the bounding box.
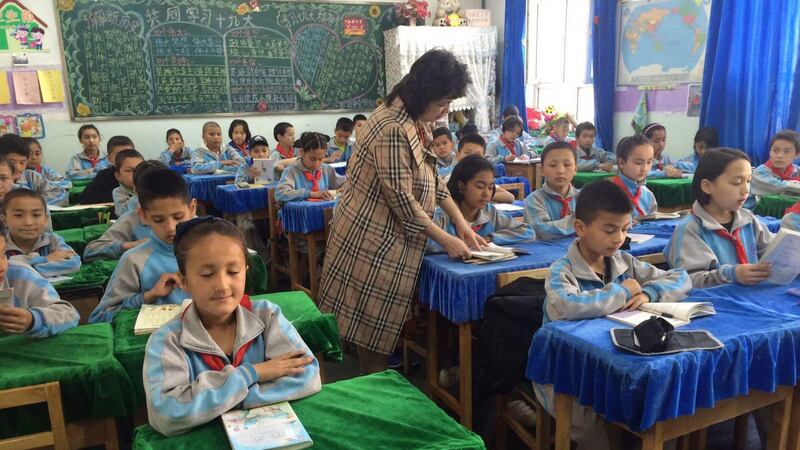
[37,69,64,103]
[11,71,41,105]
[0,72,10,105]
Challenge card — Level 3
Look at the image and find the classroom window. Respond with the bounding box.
[526,0,594,122]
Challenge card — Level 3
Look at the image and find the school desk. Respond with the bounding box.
[214,183,276,223]
[111,291,343,407]
[51,204,113,231]
[280,199,336,299]
[67,184,86,205]
[503,160,543,189]
[54,226,87,257]
[182,173,235,214]
[528,279,800,450]
[168,165,189,175]
[494,163,506,177]
[647,177,694,211]
[572,171,614,188]
[0,323,136,449]
[495,175,532,196]
[131,370,485,450]
[755,194,800,218]
[417,236,670,428]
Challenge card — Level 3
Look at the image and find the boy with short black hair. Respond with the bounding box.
[271,122,297,161]
[324,117,354,163]
[432,127,456,177]
[4,189,80,278]
[543,116,574,147]
[81,135,135,204]
[89,168,196,323]
[83,161,164,262]
[352,114,367,143]
[0,134,68,206]
[488,105,538,146]
[534,180,690,450]
[449,133,515,203]
[574,122,614,172]
[524,142,580,240]
[112,149,144,217]
[0,222,79,338]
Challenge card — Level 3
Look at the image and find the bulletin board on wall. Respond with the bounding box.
[54,0,395,120]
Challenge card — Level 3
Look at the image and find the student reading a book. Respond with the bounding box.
[144,216,320,436]
[227,119,252,158]
[235,135,271,185]
[3,189,80,278]
[0,134,67,206]
[89,168,195,323]
[112,149,144,217]
[447,133,516,203]
[0,226,79,338]
[80,135,135,204]
[574,122,614,172]
[324,117,354,164]
[159,129,192,166]
[675,127,719,174]
[275,132,346,205]
[536,180,690,450]
[191,122,246,175]
[524,141,580,240]
[665,148,774,288]
[643,123,681,179]
[432,127,457,178]
[67,124,110,180]
[486,116,526,164]
[83,161,164,262]
[746,130,800,209]
[427,155,535,253]
[612,134,659,220]
[24,138,71,190]
[782,201,800,232]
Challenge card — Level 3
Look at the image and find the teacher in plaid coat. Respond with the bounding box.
[319,49,485,373]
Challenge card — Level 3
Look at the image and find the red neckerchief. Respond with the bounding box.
[499,136,517,157]
[471,223,483,233]
[548,193,574,218]
[578,146,593,160]
[232,141,249,157]
[276,144,294,159]
[303,170,322,192]
[786,201,800,216]
[654,155,664,171]
[550,132,563,142]
[611,175,645,216]
[183,296,256,371]
[86,153,100,168]
[765,161,800,181]
[33,165,42,173]
[714,227,748,264]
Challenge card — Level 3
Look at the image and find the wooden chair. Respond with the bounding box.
[0,382,68,450]
[494,268,552,450]
[267,188,291,290]
[496,182,527,200]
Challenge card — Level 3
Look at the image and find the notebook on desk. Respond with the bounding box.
[607,302,715,328]
[222,402,312,450]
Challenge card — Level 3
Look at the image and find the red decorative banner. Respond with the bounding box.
[343,16,366,36]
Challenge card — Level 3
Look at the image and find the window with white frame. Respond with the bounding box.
[527,0,594,122]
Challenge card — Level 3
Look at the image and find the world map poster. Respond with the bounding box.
[617,0,711,85]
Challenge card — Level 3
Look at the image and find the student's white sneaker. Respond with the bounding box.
[508,400,537,428]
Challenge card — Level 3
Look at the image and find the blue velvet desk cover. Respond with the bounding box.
[214,184,274,214]
[183,173,235,203]
[280,200,337,234]
[495,176,531,196]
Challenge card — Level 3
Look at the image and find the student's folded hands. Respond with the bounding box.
[47,249,76,262]
[0,305,33,333]
[254,350,314,382]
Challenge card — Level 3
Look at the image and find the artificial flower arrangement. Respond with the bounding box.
[396,0,431,25]
[527,105,567,137]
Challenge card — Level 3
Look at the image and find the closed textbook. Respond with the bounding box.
[221,402,312,450]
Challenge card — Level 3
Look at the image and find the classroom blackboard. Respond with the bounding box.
[56,0,394,118]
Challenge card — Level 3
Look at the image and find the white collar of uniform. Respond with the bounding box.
[5,232,51,254]
[542,181,577,199]
[566,239,630,283]
[179,300,266,358]
[690,200,752,232]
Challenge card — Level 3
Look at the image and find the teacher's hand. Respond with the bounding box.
[455,219,487,250]
[442,235,472,260]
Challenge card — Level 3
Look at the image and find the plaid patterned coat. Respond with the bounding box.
[318,100,450,354]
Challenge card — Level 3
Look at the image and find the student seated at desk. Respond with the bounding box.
[612,134,658,220]
[643,123,682,179]
[270,122,297,162]
[112,149,144,217]
[486,116,526,164]
[432,127,456,178]
[675,126,719,174]
[0,134,67,206]
[159,128,192,166]
[89,168,195,323]
[524,141,580,240]
[782,201,800,231]
[665,149,774,288]
[746,130,800,209]
[81,135,135,205]
[574,122,614,172]
[450,134,515,203]
[4,189,80,278]
[323,117,354,164]
[427,155,535,253]
[191,121,246,175]
[227,119,251,158]
[83,161,163,262]
[0,156,16,210]
[144,217,320,436]
[275,132,346,204]
[542,115,576,147]
[0,225,79,338]
[67,124,110,180]
[235,135,271,184]
[536,180,690,450]
[487,105,538,146]
[352,113,367,144]
[24,137,71,190]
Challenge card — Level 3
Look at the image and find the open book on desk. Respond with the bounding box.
[760,228,800,285]
[638,211,687,221]
[607,302,715,328]
[462,243,528,264]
